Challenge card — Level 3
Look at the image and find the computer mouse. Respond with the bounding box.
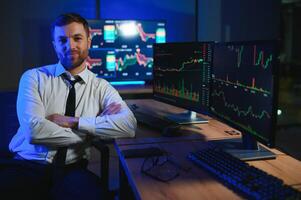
[162,125,182,137]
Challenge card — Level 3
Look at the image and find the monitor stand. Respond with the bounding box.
[165,110,208,125]
[211,133,276,161]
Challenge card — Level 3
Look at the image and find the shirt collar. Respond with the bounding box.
[54,62,89,84]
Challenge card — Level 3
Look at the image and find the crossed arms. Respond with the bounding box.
[17,69,136,148]
[47,102,122,129]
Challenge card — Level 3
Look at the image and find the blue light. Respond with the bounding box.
[110,81,145,85]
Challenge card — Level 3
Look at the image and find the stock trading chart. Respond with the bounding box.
[210,41,277,143]
[87,20,166,82]
[153,42,213,113]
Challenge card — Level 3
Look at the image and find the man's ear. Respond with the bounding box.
[87,36,92,49]
[88,27,92,48]
[52,40,57,52]
[52,41,59,58]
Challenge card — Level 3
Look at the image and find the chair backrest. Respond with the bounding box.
[0,91,19,156]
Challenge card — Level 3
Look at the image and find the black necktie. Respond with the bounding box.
[53,74,82,167]
[64,75,82,117]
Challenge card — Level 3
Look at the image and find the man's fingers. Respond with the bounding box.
[46,114,78,128]
[108,104,121,114]
[46,114,58,122]
[103,104,121,115]
[101,103,121,116]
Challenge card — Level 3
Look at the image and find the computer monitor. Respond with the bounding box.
[153,42,214,124]
[210,40,279,160]
[87,19,166,84]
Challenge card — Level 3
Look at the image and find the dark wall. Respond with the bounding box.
[100,0,196,42]
[292,5,301,62]
[198,0,281,42]
[221,0,280,41]
[0,0,97,91]
[198,0,222,41]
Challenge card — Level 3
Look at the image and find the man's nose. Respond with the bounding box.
[66,38,76,50]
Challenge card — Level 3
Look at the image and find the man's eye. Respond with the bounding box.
[59,39,67,44]
[74,37,82,41]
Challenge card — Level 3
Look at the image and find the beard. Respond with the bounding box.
[59,49,89,70]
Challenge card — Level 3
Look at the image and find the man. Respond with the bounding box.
[0,13,136,200]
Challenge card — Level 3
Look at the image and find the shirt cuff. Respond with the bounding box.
[78,117,98,134]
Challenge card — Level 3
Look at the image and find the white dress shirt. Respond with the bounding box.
[9,62,137,164]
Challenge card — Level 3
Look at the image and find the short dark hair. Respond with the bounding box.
[51,13,90,40]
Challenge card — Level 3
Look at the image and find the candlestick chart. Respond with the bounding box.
[153,42,213,113]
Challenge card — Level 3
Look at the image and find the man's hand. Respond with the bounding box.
[47,114,79,129]
[100,102,121,116]
[47,102,121,128]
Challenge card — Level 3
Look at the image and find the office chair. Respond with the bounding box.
[0,92,19,160]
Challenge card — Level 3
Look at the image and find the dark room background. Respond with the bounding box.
[0,0,280,90]
[0,0,300,160]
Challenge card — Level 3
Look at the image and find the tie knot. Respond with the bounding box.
[62,74,82,87]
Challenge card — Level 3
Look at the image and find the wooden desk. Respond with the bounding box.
[116,140,301,200]
[115,99,301,200]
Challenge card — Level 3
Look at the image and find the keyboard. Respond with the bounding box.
[187,143,301,200]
